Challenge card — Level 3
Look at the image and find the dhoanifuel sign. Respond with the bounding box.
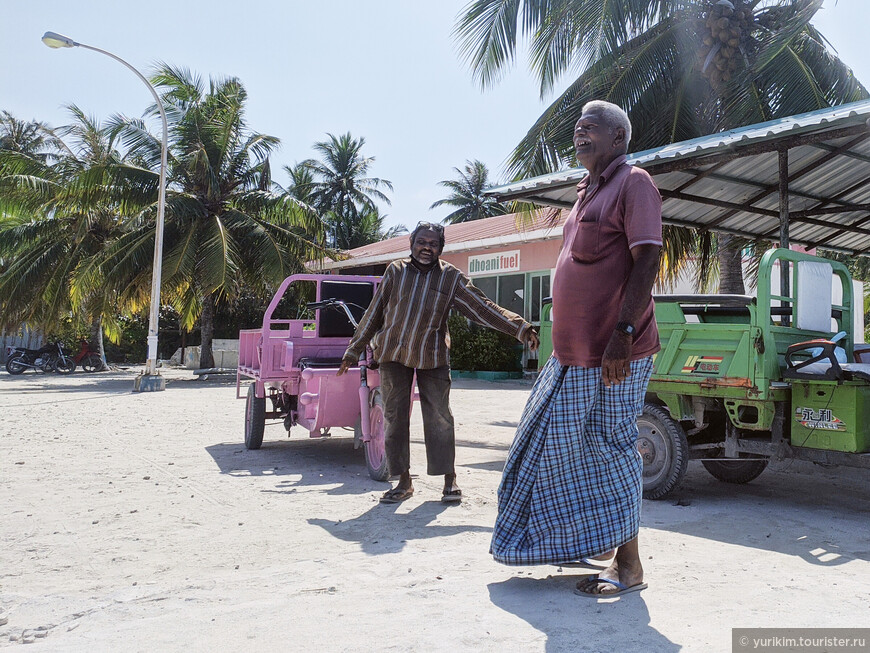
[468,250,521,276]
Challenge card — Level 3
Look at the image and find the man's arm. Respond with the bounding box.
[601,243,660,386]
[337,269,392,376]
[452,275,539,351]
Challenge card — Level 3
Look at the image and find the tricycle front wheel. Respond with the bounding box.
[244,384,266,450]
[365,389,389,481]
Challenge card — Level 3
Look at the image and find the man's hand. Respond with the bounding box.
[526,329,540,352]
[336,356,356,376]
[601,331,632,387]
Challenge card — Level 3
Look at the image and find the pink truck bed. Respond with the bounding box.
[236,274,382,435]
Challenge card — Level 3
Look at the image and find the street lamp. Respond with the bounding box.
[42,31,168,391]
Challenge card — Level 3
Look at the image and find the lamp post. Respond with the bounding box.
[42,31,168,391]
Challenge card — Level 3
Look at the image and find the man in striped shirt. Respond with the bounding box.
[337,222,539,504]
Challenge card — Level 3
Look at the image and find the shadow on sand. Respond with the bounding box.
[488,575,680,652]
[205,431,381,496]
[0,372,138,400]
[644,461,870,566]
[0,368,236,402]
[308,499,492,555]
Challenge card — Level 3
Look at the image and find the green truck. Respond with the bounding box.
[541,248,870,499]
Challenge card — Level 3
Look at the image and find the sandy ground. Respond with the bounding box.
[1,367,869,652]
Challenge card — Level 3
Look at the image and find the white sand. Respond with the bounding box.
[1,367,869,652]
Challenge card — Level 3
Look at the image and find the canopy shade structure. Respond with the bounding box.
[487,100,870,256]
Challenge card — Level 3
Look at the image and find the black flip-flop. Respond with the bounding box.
[574,577,648,598]
[380,487,414,503]
[441,488,462,503]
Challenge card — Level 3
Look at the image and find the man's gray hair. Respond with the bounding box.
[581,100,632,148]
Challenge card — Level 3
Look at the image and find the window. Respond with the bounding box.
[497,274,525,316]
[529,273,551,323]
[472,276,498,303]
[469,272,551,323]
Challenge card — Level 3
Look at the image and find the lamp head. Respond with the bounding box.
[42,31,77,48]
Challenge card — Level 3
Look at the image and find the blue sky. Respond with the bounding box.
[2,0,868,231]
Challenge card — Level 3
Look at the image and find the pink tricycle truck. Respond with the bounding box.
[236,274,395,481]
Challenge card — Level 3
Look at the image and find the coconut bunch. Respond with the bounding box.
[698,0,754,92]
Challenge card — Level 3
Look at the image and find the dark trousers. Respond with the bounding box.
[379,362,455,476]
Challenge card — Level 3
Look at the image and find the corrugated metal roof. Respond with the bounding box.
[488,99,870,255]
[316,210,567,271]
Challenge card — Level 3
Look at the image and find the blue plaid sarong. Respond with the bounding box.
[491,355,654,566]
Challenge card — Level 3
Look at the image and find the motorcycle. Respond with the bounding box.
[71,339,104,372]
[5,342,76,375]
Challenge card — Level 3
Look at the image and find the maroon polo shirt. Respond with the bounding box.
[551,154,662,368]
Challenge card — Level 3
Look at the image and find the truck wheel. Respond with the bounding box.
[637,403,689,500]
[702,458,768,484]
[364,389,389,481]
[244,384,266,450]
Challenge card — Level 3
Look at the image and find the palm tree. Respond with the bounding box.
[300,132,393,249]
[0,112,50,157]
[282,162,317,207]
[430,159,508,224]
[0,106,137,365]
[104,65,323,368]
[454,0,868,292]
[328,206,407,250]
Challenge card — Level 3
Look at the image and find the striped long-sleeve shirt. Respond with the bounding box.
[344,258,532,370]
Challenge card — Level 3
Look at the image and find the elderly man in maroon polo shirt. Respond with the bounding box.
[491,101,662,598]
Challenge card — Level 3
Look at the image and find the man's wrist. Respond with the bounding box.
[614,321,636,338]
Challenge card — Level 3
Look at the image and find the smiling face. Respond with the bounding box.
[573,111,625,169]
[410,229,442,266]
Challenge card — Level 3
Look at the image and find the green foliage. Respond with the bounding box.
[102,314,149,363]
[454,0,869,291]
[447,313,521,372]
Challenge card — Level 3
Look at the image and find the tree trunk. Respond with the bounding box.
[717,235,746,295]
[199,293,216,369]
[89,315,108,370]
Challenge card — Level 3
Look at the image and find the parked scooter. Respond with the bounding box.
[71,339,104,372]
[5,342,75,375]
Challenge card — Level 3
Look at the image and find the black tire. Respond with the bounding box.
[5,355,26,375]
[637,403,689,500]
[244,384,266,450]
[81,353,103,372]
[702,458,768,484]
[54,356,76,374]
[364,389,389,481]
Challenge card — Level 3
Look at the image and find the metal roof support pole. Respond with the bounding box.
[778,148,790,325]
